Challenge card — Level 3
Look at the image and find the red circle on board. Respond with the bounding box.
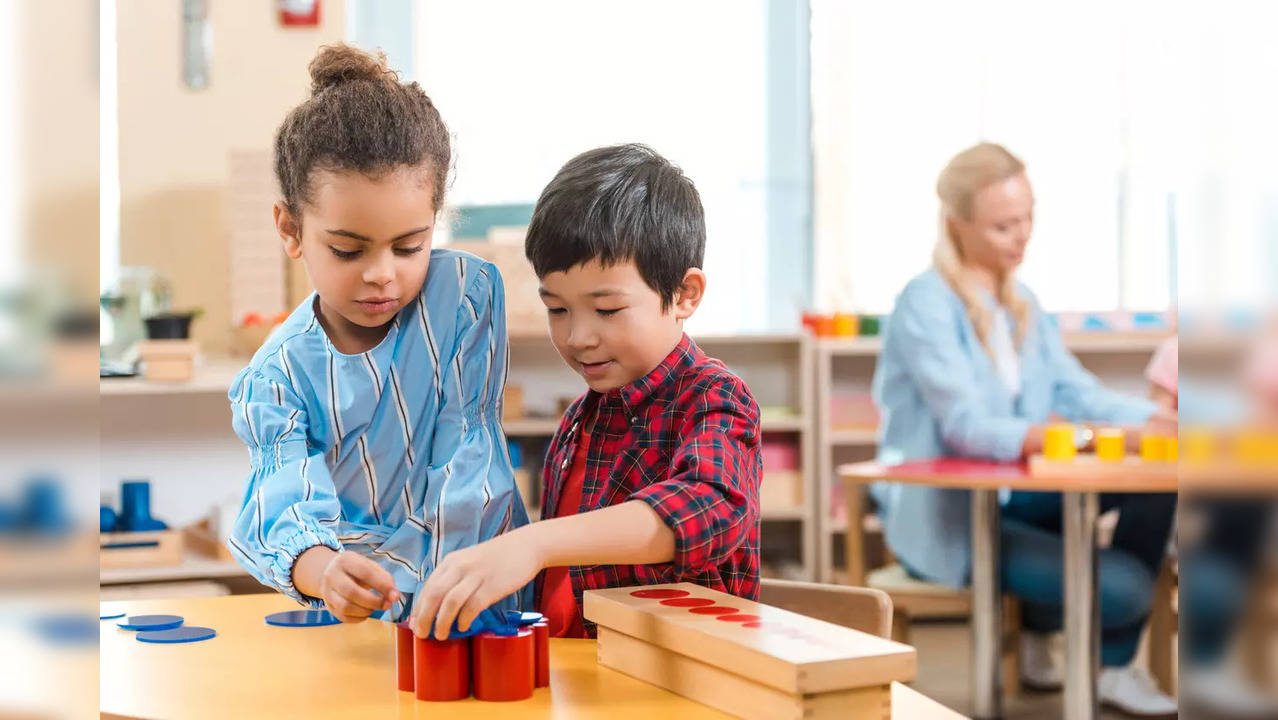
[741,621,787,632]
[630,589,690,599]
[688,606,738,615]
[715,614,762,623]
[660,598,716,608]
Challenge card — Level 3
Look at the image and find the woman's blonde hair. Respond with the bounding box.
[932,142,1031,356]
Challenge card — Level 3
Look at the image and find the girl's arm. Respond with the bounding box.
[228,367,395,619]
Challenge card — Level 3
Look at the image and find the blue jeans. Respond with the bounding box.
[999,491,1176,667]
[1180,498,1267,666]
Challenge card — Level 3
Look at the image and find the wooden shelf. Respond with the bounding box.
[503,418,563,436]
[1060,330,1171,353]
[510,332,806,347]
[827,427,878,445]
[761,506,807,521]
[816,337,882,356]
[814,331,1170,358]
[100,358,246,397]
[100,551,248,585]
[760,413,806,432]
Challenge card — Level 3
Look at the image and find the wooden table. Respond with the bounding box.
[841,459,1176,720]
[100,593,965,719]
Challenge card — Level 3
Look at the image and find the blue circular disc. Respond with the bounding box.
[35,614,99,645]
[100,611,125,620]
[117,614,184,631]
[264,609,341,627]
[506,610,544,626]
[137,626,216,644]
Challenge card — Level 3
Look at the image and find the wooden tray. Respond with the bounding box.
[99,529,184,568]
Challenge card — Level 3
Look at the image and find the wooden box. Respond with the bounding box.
[584,583,916,719]
[761,470,804,510]
[183,519,233,561]
[99,529,184,568]
[137,340,198,382]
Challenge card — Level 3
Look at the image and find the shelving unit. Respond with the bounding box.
[98,327,1167,590]
[98,333,819,587]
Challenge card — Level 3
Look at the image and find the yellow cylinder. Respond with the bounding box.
[1140,434,1168,463]
[1095,428,1125,461]
[831,313,858,337]
[1043,424,1077,461]
[1183,428,1215,464]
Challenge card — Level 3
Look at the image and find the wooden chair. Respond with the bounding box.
[1147,558,1178,694]
[759,578,893,638]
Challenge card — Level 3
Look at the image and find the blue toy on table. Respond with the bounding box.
[117,614,185,631]
[117,480,168,532]
[265,609,341,627]
[137,626,216,644]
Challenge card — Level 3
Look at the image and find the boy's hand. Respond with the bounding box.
[409,531,541,640]
[318,550,400,624]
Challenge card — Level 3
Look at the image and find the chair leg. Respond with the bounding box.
[1148,561,1176,695]
[844,482,867,587]
[891,608,912,645]
[1001,595,1021,699]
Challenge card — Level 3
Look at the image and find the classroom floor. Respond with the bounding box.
[911,620,1144,719]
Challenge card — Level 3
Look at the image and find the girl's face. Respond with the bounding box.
[950,172,1035,276]
[275,167,436,349]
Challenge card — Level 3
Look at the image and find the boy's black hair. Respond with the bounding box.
[524,144,705,310]
[275,44,450,216]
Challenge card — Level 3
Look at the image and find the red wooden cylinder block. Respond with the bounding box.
[414,633,471,701]
[531,619,550,688]
[472,627,534,701]
[395,624,415,692]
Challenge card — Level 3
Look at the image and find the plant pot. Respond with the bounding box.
[144,313,195,340]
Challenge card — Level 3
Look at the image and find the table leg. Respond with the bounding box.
[1063,491,1100,720]
[971,489,1002,719]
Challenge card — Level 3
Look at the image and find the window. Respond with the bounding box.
[812,0,1178,314]
[414,0,784,333]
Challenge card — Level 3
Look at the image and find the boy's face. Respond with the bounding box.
[275,168,436,345]
[538,259,704,393]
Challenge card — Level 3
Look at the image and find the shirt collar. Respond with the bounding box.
[591,334,701,418]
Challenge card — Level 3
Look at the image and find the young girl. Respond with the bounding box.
[227,44,528,626]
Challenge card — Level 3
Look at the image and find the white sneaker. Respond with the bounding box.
[1182,665,1278,718]
[1019,631,1063,691]
[1099,665,1178,717]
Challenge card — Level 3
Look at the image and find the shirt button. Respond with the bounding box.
[630,416,639,425]
[561,458,569,471]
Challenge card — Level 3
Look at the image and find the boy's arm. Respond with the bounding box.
[408,501,672,639]
[409,375,760,639]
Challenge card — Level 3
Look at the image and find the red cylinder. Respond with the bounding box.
[531,619,550,688]
[395,624,415,692]
[472,627,535,701]
[414,634,471,701]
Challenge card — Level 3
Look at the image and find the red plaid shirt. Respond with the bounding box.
[534,334,762,635]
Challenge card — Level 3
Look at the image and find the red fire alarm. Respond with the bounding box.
[279,0,320,27]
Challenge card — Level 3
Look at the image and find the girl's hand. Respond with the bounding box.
[319,550,400,623]
[409,530,542,640]
[1143,406,1179,439]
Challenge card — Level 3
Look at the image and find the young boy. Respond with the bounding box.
[408,144,762,639]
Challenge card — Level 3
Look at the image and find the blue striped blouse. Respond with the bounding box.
[227,248,531,621]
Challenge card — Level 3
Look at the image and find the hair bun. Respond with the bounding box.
[308,44,392,95]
